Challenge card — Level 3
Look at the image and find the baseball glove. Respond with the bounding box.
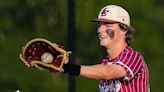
[20,38,70,72]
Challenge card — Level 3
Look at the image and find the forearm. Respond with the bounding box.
[80,65,106,80]
[63,62,126,80]
[80,64,115,80]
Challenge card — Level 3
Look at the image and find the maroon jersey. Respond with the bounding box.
[99,46,149,92]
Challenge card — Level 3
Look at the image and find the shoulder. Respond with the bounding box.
[119,46,143,63]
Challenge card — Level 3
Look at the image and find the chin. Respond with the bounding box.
[99,41,108,47]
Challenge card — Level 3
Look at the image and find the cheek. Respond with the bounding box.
[106,29,114,39]
[113,30,124,42]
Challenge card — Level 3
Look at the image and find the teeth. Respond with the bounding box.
[99,34,107,39]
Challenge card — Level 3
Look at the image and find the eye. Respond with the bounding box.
[97,22,107,27]
[106,24,113,29]
[106,25,112,27]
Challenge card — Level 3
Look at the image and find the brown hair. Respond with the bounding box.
[119,23,136,46]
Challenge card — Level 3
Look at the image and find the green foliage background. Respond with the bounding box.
[0,0,163,92]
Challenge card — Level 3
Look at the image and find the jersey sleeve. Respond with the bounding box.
[113,50,143,81]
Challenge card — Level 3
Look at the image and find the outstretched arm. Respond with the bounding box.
[80,64,127,80]
[63,62,127,80]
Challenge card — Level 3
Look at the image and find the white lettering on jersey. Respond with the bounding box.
[99,79,121,92]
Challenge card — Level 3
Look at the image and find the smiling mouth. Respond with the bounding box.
[99,34,108,40]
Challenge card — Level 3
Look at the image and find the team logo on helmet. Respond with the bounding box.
[101,8,109,16]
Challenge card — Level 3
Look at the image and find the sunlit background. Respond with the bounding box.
[0,0,164,92]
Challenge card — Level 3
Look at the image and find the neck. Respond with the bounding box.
[107,42,127,60]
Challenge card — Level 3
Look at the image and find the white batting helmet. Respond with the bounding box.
[93,5,130,26]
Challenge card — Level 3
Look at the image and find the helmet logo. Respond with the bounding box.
[101,8,109,16]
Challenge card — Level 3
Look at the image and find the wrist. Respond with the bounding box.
[63,62,81,76]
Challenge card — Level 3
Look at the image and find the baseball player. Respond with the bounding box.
[63,5,150,92]
[20,4,150,92]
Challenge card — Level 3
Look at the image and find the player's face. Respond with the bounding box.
[97,22,125,48]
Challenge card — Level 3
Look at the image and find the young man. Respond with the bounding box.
[63,5,150,92]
